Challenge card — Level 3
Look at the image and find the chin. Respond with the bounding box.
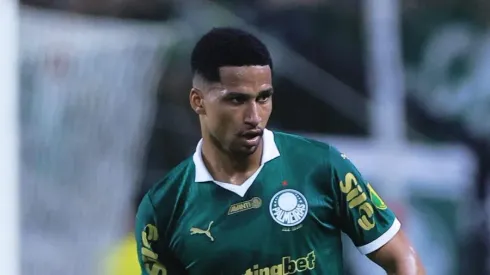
[231,145,259,157]
[241,146,259,155]
[228,136,262,156]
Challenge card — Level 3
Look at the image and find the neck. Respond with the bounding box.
[200,135,263,185]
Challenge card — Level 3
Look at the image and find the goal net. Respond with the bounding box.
[20,7,176,275]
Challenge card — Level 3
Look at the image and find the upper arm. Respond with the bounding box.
[328,147,401,254]
[368,230,425,275]
[136,194,186,275]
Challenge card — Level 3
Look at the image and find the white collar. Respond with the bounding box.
[192,128,280,183]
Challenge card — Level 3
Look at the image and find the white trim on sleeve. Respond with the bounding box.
[357,218,401,255]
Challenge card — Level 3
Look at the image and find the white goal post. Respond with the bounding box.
[0,0,20,274]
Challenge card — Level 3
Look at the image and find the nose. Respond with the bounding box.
[244,102,261,126]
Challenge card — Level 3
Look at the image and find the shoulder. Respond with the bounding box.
[144,157,195,214]
[273,131,331,151]
[272,131,342,164]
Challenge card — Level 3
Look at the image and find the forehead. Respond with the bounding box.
[218,66,272,91]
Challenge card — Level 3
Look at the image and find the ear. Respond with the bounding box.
[189,88,206,115]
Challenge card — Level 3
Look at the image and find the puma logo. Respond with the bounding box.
[190,221,214,242]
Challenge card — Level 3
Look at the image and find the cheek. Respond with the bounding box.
[260,103,273,121]
[207,106,237,131]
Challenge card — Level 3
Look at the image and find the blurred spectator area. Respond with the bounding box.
[23,0,490,185]
[20,0,176,20]
[17,0,375,188]
[21,0,490,173]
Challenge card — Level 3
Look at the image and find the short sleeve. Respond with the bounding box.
[135,194,186,275]
[328,147,401,255]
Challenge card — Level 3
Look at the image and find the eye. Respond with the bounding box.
[257,94,271,103]
[228,96,246,105]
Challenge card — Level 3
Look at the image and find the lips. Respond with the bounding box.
[241,129,263,139]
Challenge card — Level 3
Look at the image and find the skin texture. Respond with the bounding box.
[368,231,426,275]
[189,65,425,274]
[189,65,273,185]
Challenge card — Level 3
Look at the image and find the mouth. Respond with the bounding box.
[239,129,263,147]
[241,129,263,139]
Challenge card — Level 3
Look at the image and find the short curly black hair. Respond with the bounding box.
[191,27,273,82]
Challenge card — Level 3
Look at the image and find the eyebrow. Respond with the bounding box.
[259,88,274,96]
[224,88,273,97]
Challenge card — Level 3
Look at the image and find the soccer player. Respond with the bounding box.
[136,27,425,275]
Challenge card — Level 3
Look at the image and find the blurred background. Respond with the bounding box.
[14,0,489,274]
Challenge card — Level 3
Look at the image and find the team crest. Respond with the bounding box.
[269,189,308,227]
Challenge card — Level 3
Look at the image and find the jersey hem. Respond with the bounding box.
[357,218,401,255]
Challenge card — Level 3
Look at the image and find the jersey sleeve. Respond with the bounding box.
[135,194,186,275]
[328,146,401,255]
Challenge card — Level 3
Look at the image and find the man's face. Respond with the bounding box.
[194,65,273,156]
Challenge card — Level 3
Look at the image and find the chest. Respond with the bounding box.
[168,176,341,272]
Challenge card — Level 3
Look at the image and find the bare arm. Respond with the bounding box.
[368,230,425,275]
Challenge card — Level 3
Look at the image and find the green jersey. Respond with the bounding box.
[136,129,400,275]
